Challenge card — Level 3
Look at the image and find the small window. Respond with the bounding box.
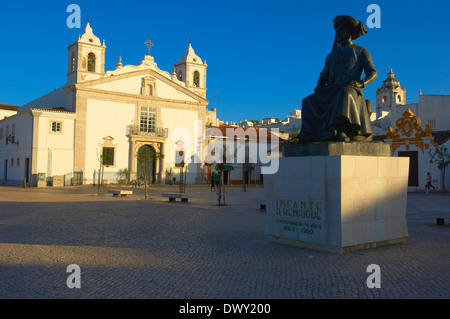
[102,147,115,166]
[16,158,20,166]
[382,96,387,104]
[178,71,183,81]
[51,121,62,133]
[0,128,3,140]
[397,95,402,103]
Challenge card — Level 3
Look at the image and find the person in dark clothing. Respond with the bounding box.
[210,172,216,191]
[427,172,435,190]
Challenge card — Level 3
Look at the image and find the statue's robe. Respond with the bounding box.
[298,44,377,142]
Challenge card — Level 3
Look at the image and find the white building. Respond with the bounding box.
[1,23,217,186]
[0,108,76,186]
[236,109,302,137]
[204,124,283,186]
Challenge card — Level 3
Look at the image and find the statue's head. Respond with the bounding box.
[333,15,367,41]
[335,24,352,42]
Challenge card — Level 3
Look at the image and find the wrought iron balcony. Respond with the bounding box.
[127,125,168,138]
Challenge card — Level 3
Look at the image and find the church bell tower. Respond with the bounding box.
[67,23,106,85]
[375,69,406,118]
[174,41,207,98]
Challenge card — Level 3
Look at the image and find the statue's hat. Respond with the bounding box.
[333,15,367,40]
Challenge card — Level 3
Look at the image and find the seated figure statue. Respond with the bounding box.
[291,15,377,143]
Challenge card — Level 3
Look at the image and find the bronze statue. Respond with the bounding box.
[291,15,377,143]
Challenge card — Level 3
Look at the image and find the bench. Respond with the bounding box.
[162,193,189,203]
[108,190,133,197]
[251,199,266,210]
[419,208,450,225]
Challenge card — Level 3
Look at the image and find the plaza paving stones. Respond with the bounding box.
[0,184,449,299]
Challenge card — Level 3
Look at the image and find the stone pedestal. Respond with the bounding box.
[264,143,409,254]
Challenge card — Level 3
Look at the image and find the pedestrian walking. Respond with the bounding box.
[216,172,221,190]
[210,172,216,191]
[427,172,435,190]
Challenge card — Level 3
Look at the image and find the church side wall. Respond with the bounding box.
[33,113,75,186]
[20,87,74,113]
[0,111,74,187]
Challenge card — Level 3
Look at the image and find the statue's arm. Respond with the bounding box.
[360,49,377,87]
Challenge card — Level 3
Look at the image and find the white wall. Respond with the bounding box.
[0,109,17,120]
[34,112,76,180]
[417,95,450,131]
[84,99,135,183]
[0,112,33,185]
[162,107,201,183]
[0,110,74,186]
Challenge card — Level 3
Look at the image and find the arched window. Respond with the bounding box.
[397,95,402,103]
[382,96,387,104]
[88,53,96,72]
[193,71,200,87]
[178,71,183,81]
[71,52,76,72]
[147,84,153,96]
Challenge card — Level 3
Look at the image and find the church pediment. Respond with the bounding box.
[76,68,208,104]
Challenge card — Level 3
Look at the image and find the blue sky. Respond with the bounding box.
[0,0,449,123]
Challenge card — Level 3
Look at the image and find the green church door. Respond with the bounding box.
[137,145,156,184]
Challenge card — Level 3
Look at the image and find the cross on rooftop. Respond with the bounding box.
[145,40,153,55]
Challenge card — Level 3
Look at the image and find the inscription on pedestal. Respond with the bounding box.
[270,199,327,244]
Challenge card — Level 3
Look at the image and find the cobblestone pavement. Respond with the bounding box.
[0,184,449,299]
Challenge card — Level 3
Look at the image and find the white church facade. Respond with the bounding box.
[0,23,218,186]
